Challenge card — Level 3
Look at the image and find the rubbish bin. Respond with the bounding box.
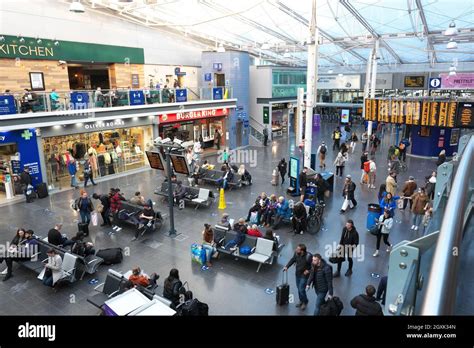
[271,168,279,186]
[367,203,381,230]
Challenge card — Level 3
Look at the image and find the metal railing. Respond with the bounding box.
[1,86,233,115]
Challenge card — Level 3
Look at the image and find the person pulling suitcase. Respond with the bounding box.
[282,244,312,310]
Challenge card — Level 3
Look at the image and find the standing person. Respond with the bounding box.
[306,254,334,316]
[401,176,417,210]
[314,173,329,204]
[372,208,393,257]
[378,184,387,202]
[299,167,308,202]
[385,171,397,196]
[360,151,369,184]
[283,244,312,311]
[341,175,357,213]
[68,158,79,189]
[334,150,348,178]
[316,141,328,170]
[369,134,380,158]
[215,129,221,150]
[20,167,33,203]
[361,131,368,153]
[367,159,377,189]
[332,127,341,151]
[425,172,437,200]
[334,220,359,277]
[379,192,399,217]
[411,188,429,231]
[75,190,94,225]
[92,192,111,226]
[350,132,358,153]
[436,149,446,166]
[277,158,287,185]
[291,201,307,234]
[262,126,269,146]
[398,141,407,162]
[350,285,384,316]
[83,158,97,187]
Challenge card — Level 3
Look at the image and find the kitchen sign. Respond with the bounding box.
[158,108,228,124]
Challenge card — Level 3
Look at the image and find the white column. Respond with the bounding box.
[296,87,305,146]
[366,39,379,143]
[304,0,318,169]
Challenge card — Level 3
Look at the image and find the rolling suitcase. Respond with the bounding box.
[276,271,290,305]
[36,183,49,198]
[96,247,123,265]
[78,222,89,236]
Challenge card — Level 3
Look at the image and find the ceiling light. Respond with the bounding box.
[36,38,42,44]
[328,69,333,74]
[449,70,457,76]
[18,36,25,43]
[446,38,458,49]
[69,1,85,13]
[261,42,271,50]
[217,43,225,53]
[444,21,457,36]
[338,73,343,77]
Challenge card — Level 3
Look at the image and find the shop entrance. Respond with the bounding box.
[236,121,243,147]
[0,143,20,201]
[214,73,225,87]
[68,64,110,90]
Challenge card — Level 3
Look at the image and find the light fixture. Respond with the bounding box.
[446,38,458,49]
[283,49,290,58]
[69,0,85,13]
[36,38,42,44]
[449,66,456,72]
[261,42,271,50]
[18,36,25,43]
[0,36,5,42]
[449,70,457,76]
[444,21,457,36]
[216,43,225,53]
[328,69,333,74]
[54,39,59,46]
[338,73,343,77]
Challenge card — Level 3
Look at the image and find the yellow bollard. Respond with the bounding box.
[218,188,226,210]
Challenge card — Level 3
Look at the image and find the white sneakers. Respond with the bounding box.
[414,226,418,231]
[386,245,392,252]
[1,268,8,275]
[411,225,415,230]
[373,250,379,257]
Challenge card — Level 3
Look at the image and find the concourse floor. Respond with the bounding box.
[0,122,439,315]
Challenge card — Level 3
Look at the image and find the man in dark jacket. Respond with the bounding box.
[376,276,388,306]
[173,181,187,208]
[299,167,308,201]
[306,254,333,316]
[291,201,307,235]
[283,244,312,311]
[341,175,357,213]
[47,224,74,247]
[350,285,384,316]
[334,220,359,277]
[20,167,33,203]
[92,193,111,226]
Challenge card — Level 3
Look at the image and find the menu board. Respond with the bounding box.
[390,100,399,124]
[421,101,430,126]
[438,102,448,127]
[456,102,473,128]
[430,102,439,127]
[169,155,189,175]
[145,151,165,171]
[404,76,425,88]
[447,102,457,128]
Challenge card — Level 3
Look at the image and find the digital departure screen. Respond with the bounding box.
[457,102,473,128]
[145,151,164,171]
[170,155,189,175]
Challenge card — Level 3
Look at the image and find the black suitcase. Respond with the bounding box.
[96,247,123,265]
[276,271,290,305]
[36,183,48,198]
[78,222,89,236]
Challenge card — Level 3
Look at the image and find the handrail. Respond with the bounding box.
[420,135,474,315]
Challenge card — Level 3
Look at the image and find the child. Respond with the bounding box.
[422,202,433,234]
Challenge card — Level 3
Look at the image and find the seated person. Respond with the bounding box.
[273,196,292,229]
[39,249,63,288]
[191,164,206,186]
[130,191,146,206]
[173,181,187,207]
[216,168,233,190]
[71,232,95,257]
[224,218,247,251]
[0,228,28,281]
[202,224,217,267]
[247,224,263,237]
[246,193,269,224]
[292,201,307,235]
[201,160,214,170]
[128,266,159,287]
[238,164,252,185]
[263,229,279,252]
[163,268,184,308]
[262,194,278,227]
[131,204,155,241]
[47,223,74,248]
[216,213,231,230]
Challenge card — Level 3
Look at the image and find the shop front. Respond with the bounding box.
[158,108,228,153]
[38,118,154,190]
[0,129,43,202]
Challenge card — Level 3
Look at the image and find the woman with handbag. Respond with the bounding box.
[83,158,97,187]
[372,209,393,257]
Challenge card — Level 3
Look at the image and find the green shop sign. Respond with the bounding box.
[0,35,144,64]
[272,85,306,98]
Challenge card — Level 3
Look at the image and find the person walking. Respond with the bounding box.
[263,126,269,146]
[361,131,368,153]
[341,175,357,213]
[334,220,359,277]
[425,172,437,200]
[401,176,417,210]
[317,141,328,170]
[436,149,446,166]
[332,127,341,151]
[350,132,358,153]
[360,151,369,184]
[215,129,221,150]
[306,254,333,316]
[299,167,308,202]
[367,159,377,189]
[83,158,97,187]
[277,158,287,185]
[410,188,429,231]
[283,244,312,311]
[385,171,397,196]
[334,150,348,178]
[372,208,393,257]
[68,158,79,189]
[350,285,384,316]
[92,193,111,226]
[75,190,94,225]
[19,167,33,203]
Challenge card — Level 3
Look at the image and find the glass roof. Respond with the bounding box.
[82,0,474,67]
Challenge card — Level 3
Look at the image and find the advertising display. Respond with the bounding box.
[440,73,474,90]
[340,109,350,123]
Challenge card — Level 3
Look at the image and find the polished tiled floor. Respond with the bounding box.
[0,122,442,315]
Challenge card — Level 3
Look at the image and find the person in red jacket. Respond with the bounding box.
[128,266,159,287]
[246,224,263,237]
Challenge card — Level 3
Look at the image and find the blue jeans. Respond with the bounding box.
[43,275,54,287]
[412,214,422,227]
[314,291,327,316]
[295,275,308,304]
[70,175,77,187]
[216,178,228,190]
[80,210,91,224]
[202,244,216,263]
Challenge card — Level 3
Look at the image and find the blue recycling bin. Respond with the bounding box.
[367,203,381,230]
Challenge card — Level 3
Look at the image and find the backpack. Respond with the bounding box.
[363,161,371,173]
[394,148,400,157]
[320,296,344,316]
[239,245,252,255]
[320,145,327,154]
